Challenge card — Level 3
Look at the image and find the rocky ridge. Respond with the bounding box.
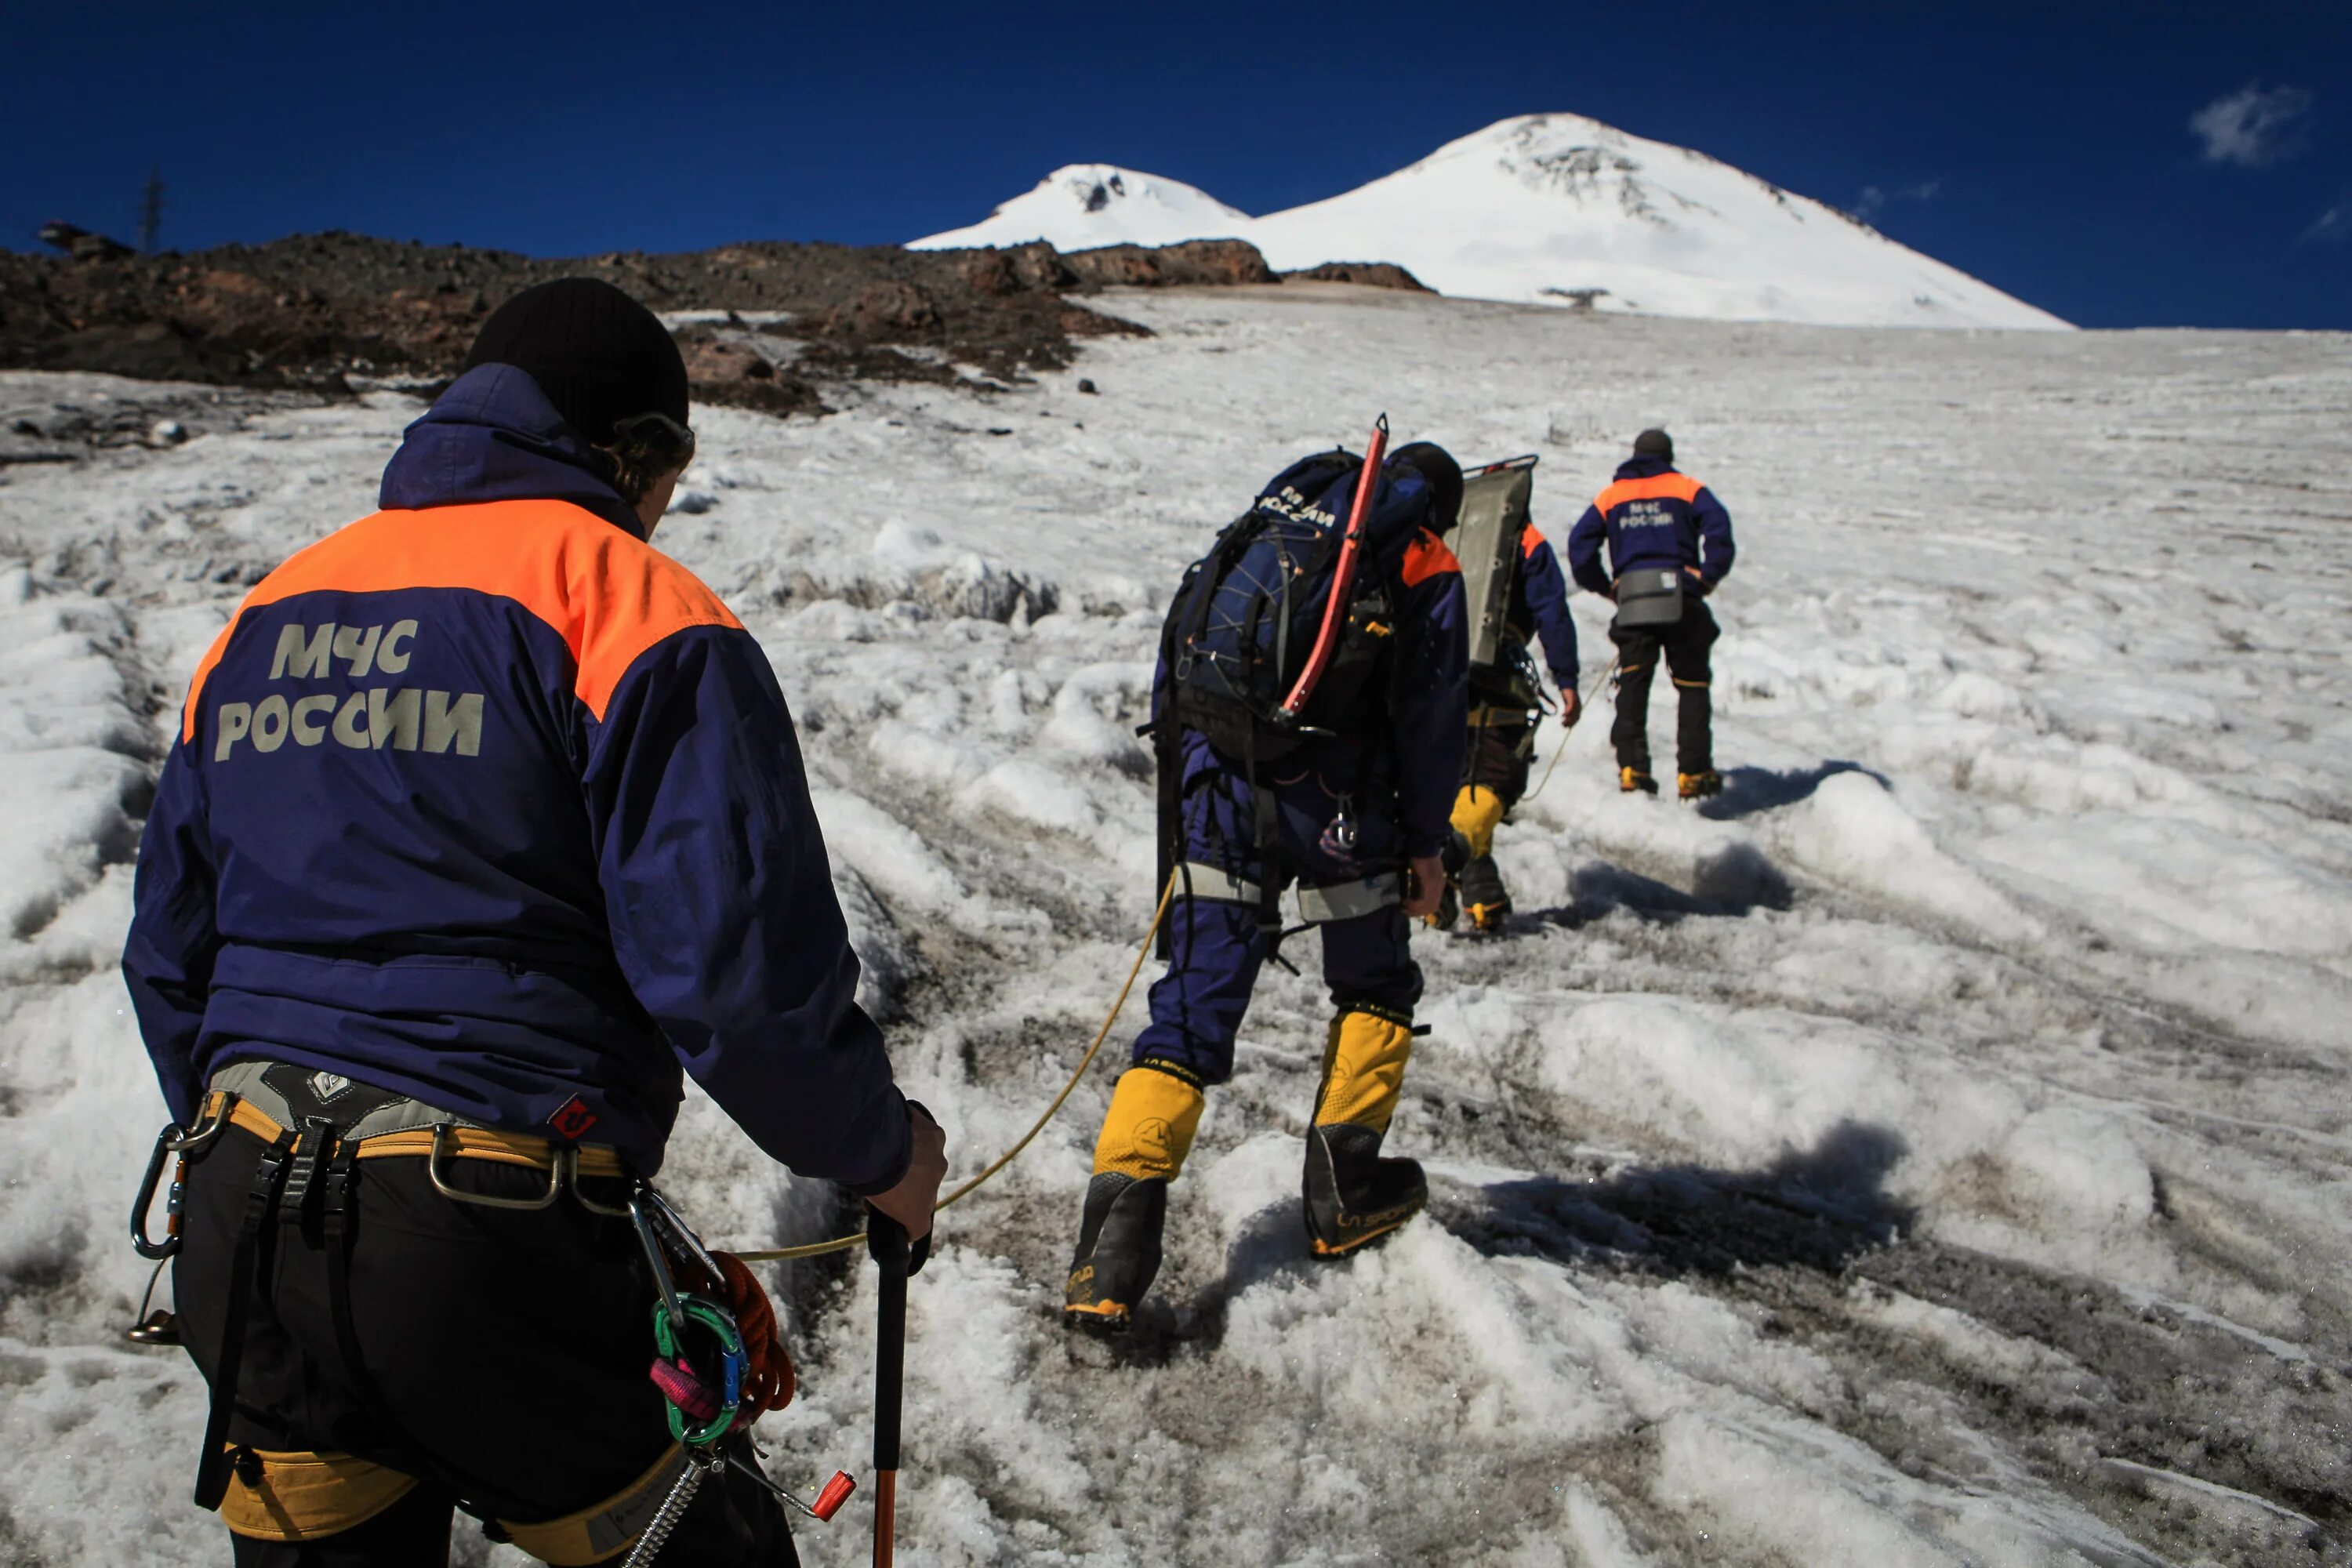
[1,231,1419,416]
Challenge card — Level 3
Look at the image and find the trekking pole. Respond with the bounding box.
[866,1210,913,1567]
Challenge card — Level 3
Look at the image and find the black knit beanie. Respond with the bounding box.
[1633,428,1674,462]
[1388,441,1464,535]
[460,278,688,445]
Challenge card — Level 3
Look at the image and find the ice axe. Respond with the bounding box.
[864,1208,926,1566]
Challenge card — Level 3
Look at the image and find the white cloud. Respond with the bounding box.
[2307,204,2347,245]
[2189,83,2316,167]
[1853,180,1944,221]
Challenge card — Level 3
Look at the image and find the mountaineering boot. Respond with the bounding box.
[1064,1062,1204,1331]
[1457,853,1511,933]
[1064,1174,1168,1334]
[1621,767,1658,796]
[1303,1008,1427,1257]
[1678,770,1723,801]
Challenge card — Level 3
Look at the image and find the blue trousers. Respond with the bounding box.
[1134,760,1421,1084]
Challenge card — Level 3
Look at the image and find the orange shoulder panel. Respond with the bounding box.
[180,500,741,740]
[1520,525,1548,559]
[1400,530,1461,590]
[1594,473,1704,514]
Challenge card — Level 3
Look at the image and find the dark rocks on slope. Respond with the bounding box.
[1061,240,1278,289]
[1281,260,1432,292]
[1,229,1421,414]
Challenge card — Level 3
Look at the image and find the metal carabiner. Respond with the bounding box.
[630,1194,689,1334]
[425,1123,562,1210]
[641,1186,725,1287]
[131,1100,231,1260]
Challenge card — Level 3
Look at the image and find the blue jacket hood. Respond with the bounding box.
[380,365,644,537]
[1614,456,1677,481]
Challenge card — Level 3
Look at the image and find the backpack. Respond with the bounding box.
[1156,449,1437,766]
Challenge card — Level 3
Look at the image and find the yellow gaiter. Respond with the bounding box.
[1091,1063,1207,1182]
[1450,785,1508,860]
[1312,1008,1415,1134]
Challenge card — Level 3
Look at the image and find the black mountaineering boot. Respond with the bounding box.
[1304,1124,1428,1258]
[1457,852,1510,933]
[1303,1009,1428,1257]
[1064,1173,1168,1334]
[1063,1062,1202,1330]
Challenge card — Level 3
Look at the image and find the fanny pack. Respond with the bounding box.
[1612,567,1685,630]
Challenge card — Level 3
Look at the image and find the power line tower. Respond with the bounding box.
[139,165,165,255]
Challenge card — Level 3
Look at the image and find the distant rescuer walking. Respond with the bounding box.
[1567,429,1737,800]
[122,278,946,1565]
[1064,434,1469,1332]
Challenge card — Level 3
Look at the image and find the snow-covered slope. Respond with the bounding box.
[913,162,1253,251]
[913,114,2069,330]
[4,297,2348,1564]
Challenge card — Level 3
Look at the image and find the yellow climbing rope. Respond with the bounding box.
[1524,654,1618,803]
[734,873,1178,1263]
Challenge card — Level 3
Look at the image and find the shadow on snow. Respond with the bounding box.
[1444,1118,1911,1280]
[1695,760,1889,822]
[1086,1122,1909,1365]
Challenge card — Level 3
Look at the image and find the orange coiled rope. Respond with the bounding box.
[712,1249,795,1421]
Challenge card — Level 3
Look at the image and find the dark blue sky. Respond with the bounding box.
[5,2,2345,329]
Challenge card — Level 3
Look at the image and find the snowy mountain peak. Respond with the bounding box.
[912,115,2069,330]
[911,163,1253,252]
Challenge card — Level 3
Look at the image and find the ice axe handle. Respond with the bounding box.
[866,1210,909,1478]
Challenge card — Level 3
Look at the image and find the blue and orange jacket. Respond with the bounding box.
[1504,528,1580,695]
[122,365,912,1189]
[1161,525,1468,862]
[1566,457,1736,594]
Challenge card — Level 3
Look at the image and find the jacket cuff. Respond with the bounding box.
[842,1092,916,1197]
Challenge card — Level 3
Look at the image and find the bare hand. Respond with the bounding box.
[1401,853,1446,919]
[867,1102,947,1242]
[1559,689,1581,727]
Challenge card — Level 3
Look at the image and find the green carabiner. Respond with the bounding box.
[651,1294,746,1448]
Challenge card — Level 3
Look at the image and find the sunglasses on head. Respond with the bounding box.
[611,411,696,470]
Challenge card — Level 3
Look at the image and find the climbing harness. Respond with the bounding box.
[735,871,1178,1264]
[127,1065,853,1560]
[1525,654,1620,802]
[130,871,1181,1553]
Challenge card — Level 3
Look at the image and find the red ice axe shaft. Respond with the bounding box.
[1279,412,1389,720]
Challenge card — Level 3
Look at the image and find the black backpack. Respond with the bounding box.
[1156,449,1436,765]
[1147,449,1442,940]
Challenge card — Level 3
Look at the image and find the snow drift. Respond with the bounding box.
[3,293,2347,1566]
[913,113,2069,331]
